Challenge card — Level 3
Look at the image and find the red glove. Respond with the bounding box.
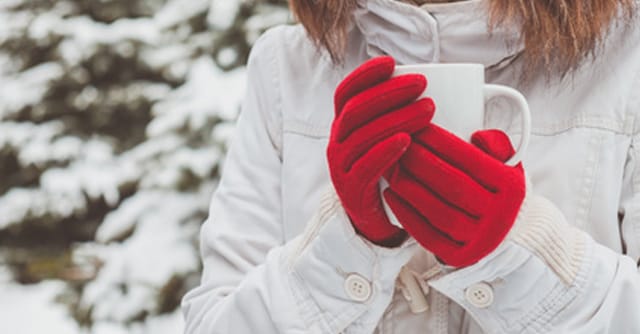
[328,56,435,247]
[383,126,526,266]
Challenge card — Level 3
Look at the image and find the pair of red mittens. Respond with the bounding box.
[327,56,526,267]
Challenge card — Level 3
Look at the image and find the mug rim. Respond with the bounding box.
[395,63,484,71]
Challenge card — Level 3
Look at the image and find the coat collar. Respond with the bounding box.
[352,0,524,68]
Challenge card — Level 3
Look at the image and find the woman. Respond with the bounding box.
[182,0,640,332]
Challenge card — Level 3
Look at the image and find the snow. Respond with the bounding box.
[207,0,240,30]
[0,132,142,229]
[0,63,64,118]
[138,310,185,334]
[140,45,192,70]
[0,266,12,282]
[244,5,291,43]
[27,2,205,67]
[147,56,246,137]
[0,8,31,43]
[78,188,209,323]
[155,0,211,29]
[96,193,160,243]
[0,121,65,150]
[0,0,290,331]
[20,135,85,167]
[91,310,185,334]
[0,188,82,229]
[0,281,79,334]
[172,146,222,179]
[41,158,135,207]
[245,5,292,33]
[0,279,185,334]
[0,0,24,10]
[211,121,238,148]
[45,15,160,49]
[216,47,238,68]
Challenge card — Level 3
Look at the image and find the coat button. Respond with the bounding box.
[465,282,494,308]
[344,273,372,302]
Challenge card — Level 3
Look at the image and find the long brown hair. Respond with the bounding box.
[289,0,636,77]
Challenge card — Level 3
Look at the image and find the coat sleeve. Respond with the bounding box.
[181,27,417,334]
[429,160,640,332]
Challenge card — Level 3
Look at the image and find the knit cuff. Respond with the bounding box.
[507,194,587,285]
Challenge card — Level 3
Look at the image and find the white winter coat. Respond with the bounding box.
[182,0,640,332]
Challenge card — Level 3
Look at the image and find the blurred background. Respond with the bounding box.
[0,0,290,332]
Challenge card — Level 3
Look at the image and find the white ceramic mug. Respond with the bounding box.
[380,63,531,227]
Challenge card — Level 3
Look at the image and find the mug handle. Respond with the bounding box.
[483,84,531,166]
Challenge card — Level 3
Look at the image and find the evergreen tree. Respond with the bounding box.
[0,0,289,331]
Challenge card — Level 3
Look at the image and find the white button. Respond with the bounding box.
[465,282,494,308]
[344,273,372,302]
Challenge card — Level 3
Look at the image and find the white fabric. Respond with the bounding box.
[182,0,640,333]
[353,0,523,67]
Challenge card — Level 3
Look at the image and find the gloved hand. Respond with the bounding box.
[383,126,526,266]
[328,56,435,247]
